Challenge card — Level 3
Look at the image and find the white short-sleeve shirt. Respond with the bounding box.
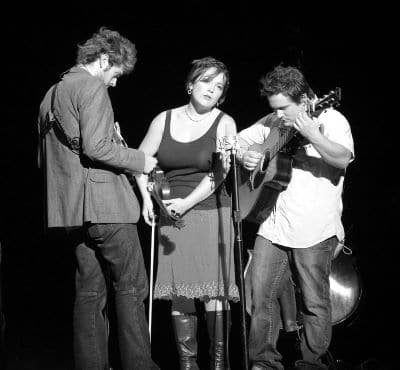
[239,109,354,248]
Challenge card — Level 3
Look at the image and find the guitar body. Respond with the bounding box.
[238,140,294,224]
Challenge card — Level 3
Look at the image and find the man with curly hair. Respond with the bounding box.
[238,66,354,369]
[38,27,159,369]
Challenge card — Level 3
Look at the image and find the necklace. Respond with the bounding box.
[184,106,213,123]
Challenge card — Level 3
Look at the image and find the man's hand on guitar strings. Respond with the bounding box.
[241,150,263,171]
[294,112,322,142]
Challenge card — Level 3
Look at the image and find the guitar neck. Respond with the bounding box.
[268,127,298,159]
[267,105,330,158]
[252,88,341,160]
[265,99,338,159]
[267,107,326,158]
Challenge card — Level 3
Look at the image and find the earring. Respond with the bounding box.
[187,87,193,95]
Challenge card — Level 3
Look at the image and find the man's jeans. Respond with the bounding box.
[249,236,336,370]
[71,223,157,370]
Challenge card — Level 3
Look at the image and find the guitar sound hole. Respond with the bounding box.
[253,172,265,188]
[261,154,270,173]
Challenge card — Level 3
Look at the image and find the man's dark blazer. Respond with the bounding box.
[38,67,145,227]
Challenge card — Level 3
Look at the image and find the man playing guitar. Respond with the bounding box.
[237,65,354,370]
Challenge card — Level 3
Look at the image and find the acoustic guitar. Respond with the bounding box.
[238,88,342,224]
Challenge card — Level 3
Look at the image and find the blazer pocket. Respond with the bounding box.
[89,170,114,183]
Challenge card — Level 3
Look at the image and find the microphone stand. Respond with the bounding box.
[221,137,249,370]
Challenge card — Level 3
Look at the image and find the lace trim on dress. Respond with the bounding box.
[154,281,239,302]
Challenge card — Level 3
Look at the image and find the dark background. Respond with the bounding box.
[1,4,396,370]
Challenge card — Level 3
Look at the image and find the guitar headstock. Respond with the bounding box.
[305,87,341,117]
[314,87,342,111]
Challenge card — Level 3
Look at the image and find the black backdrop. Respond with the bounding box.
[1,4,396,369]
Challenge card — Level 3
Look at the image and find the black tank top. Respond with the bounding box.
[157,109,230,209]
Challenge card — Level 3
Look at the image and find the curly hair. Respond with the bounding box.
[260,65,314,103]
[76,27,137,74]
[185,56,230,105]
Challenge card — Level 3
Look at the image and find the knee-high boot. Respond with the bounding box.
[206,310,231,370]
[172,314,199,370]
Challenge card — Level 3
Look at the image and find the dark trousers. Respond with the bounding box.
[249,236,336,369]
[73,223,157,370]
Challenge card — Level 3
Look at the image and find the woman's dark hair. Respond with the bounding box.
[185,57,230,104]
[76,27,137,74]
[260,65,315,103]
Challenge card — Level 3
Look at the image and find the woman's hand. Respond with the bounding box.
[142,197,155,226]
[163,198,190,218]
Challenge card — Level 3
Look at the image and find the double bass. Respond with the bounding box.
[329,245,362,326]
[244,244,362,327]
